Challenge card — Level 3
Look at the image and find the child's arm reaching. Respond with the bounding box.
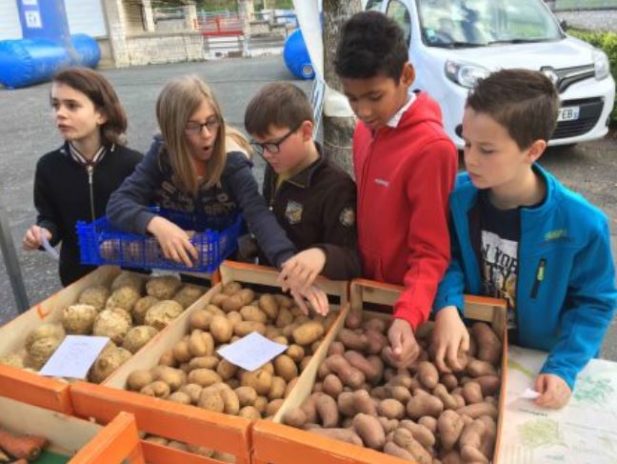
[432,306,470,373]
[538,219,616,402]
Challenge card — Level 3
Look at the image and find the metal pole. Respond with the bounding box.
[0,199,29,313]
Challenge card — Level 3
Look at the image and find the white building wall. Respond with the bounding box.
[65,0,107,37]
[0,0,23,40]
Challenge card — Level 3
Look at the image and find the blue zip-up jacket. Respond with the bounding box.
[107,136,296,268]
[434,165,616,389]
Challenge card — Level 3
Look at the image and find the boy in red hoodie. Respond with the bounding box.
[335,11,458,367]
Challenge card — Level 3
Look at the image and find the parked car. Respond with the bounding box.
[365,0,615,147]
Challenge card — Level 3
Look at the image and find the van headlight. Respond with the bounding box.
[593,49,610,80]
[445,61,490,88]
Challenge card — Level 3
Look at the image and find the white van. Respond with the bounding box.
[365,0,615,147]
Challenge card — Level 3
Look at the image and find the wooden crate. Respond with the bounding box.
[0,266,122,412]
[0,395,143,463]
[254,278,508,464]
[70,260,349,464]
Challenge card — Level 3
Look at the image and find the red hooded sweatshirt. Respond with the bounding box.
[353,92,458,329]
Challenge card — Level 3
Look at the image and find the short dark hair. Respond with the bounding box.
[53,67,128,146]
[334,11,408,81]
[244,82,313,137]
[466,69,559,149]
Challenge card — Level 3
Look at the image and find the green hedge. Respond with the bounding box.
[568,29,617,124]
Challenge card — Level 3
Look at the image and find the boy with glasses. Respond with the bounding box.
[244,82,361,287]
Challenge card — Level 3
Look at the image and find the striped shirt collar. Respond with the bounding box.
[67,142,108,166]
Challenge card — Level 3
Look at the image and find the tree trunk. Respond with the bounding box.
[322,0,362,176]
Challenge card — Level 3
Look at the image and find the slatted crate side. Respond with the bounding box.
[70,381,251,464]
[0,364,72,413]
[69,411,145,464]
[0,266,121,356]
[0,395,102,456]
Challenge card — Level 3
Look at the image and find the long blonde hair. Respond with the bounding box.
[156,75,226,194]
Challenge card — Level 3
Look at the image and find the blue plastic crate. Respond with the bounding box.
[76,208,242,273]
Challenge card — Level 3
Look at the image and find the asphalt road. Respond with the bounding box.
[1,55,616,361]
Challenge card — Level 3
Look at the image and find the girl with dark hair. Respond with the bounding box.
[22,67,142,285]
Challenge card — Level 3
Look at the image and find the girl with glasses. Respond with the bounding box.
[107,75,326,312]
[22,67,143,286]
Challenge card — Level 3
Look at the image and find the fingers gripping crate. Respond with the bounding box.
[77,208,242,272]
[253,278,508,464]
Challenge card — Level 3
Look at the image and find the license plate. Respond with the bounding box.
[558,106,580,122]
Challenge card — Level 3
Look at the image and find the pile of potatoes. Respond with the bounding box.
[282,312,502,464]
[124,281,338,423]
[0,271,206,384]
[142,435,236,462]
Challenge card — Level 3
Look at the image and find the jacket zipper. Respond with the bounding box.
[530,258,546,299]
[86,165,96,222]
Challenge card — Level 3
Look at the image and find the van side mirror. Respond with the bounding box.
[560,19,568,31]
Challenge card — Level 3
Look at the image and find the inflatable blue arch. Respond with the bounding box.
[0,0,100,89]
[284,29,315,80]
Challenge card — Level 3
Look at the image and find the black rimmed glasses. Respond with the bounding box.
[185,116,220,136]
[250,125,300,157]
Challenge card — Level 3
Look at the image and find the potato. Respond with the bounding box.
[179,383,203,404]
[337,328,368,351]
[273,355,298,383]
[210,293,228,307]
[186,356,217,371]
[258,294,278,319]
[266,399,284,417]
[467,358,497,377]
[62,304,97,335]
[235,386,258,407]
[172,340,192,363]
[227,311,243,326]
[126,369,154,391]
[234,321,266,337]
[220,388,240,415]
[168,391,192,405]
[132,296,159,325]
[240,305,267,323]
[399,419,436,448]
[393,428,433,464]
[0,352,26,369]
[275,307,293,328]
[89,345,131,383]
[309,428,363,446]
[25,323,65,352]
[343,351,383,383]
[217,359,238,380]
[210,315,233,343]
[188,368,222,387]
[268,376,286,401]
[188,330,208,357]
[378,398,405,419]
[222,295,244,313]
[241,369,272,396]
[384,442,415,460]
[189,309,212,331]
[25,336,63,370]
[352,389,377,416]
[106,286,141,312]
[146,275,182,300]
[322,374,343,398]
[437,410,464,451]
[238,406,261,420]
[292,321,324,346]
[173,284,205,308]
[406,391,444,419]
[141,380,171,399]
[433,384,459,410]
[325,354,365,389]
[92,309,131,344]
[122,325,158,353]
[237,288,255,306]
[144,300,183,330]
[111,272,144,292]
[472,322,502,365]
[78,285,110,312]
[198,390,225,412]
[456,402,498,419]
[353,413,385,450]
[462,381,484,404]
[417,361,440,389]
[153,366,186,391]
[223,281,242,295]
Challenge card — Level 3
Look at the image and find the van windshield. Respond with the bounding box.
[416,0,563,48]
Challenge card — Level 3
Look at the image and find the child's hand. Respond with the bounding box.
[278,247,326,293]
[147,216,197,267]
[22,225,51,250]
[534,373,572,409]
[289,285,329,316]
[384,319,420,368]
[432,306,470,373]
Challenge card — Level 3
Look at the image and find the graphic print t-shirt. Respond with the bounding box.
[476,191,520,329]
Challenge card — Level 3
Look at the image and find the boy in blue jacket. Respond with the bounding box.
[432,69,617,409]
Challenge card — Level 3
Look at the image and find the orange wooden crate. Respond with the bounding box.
[70,260,349,464]
[69,411,145,464]
[252,278,508,464]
